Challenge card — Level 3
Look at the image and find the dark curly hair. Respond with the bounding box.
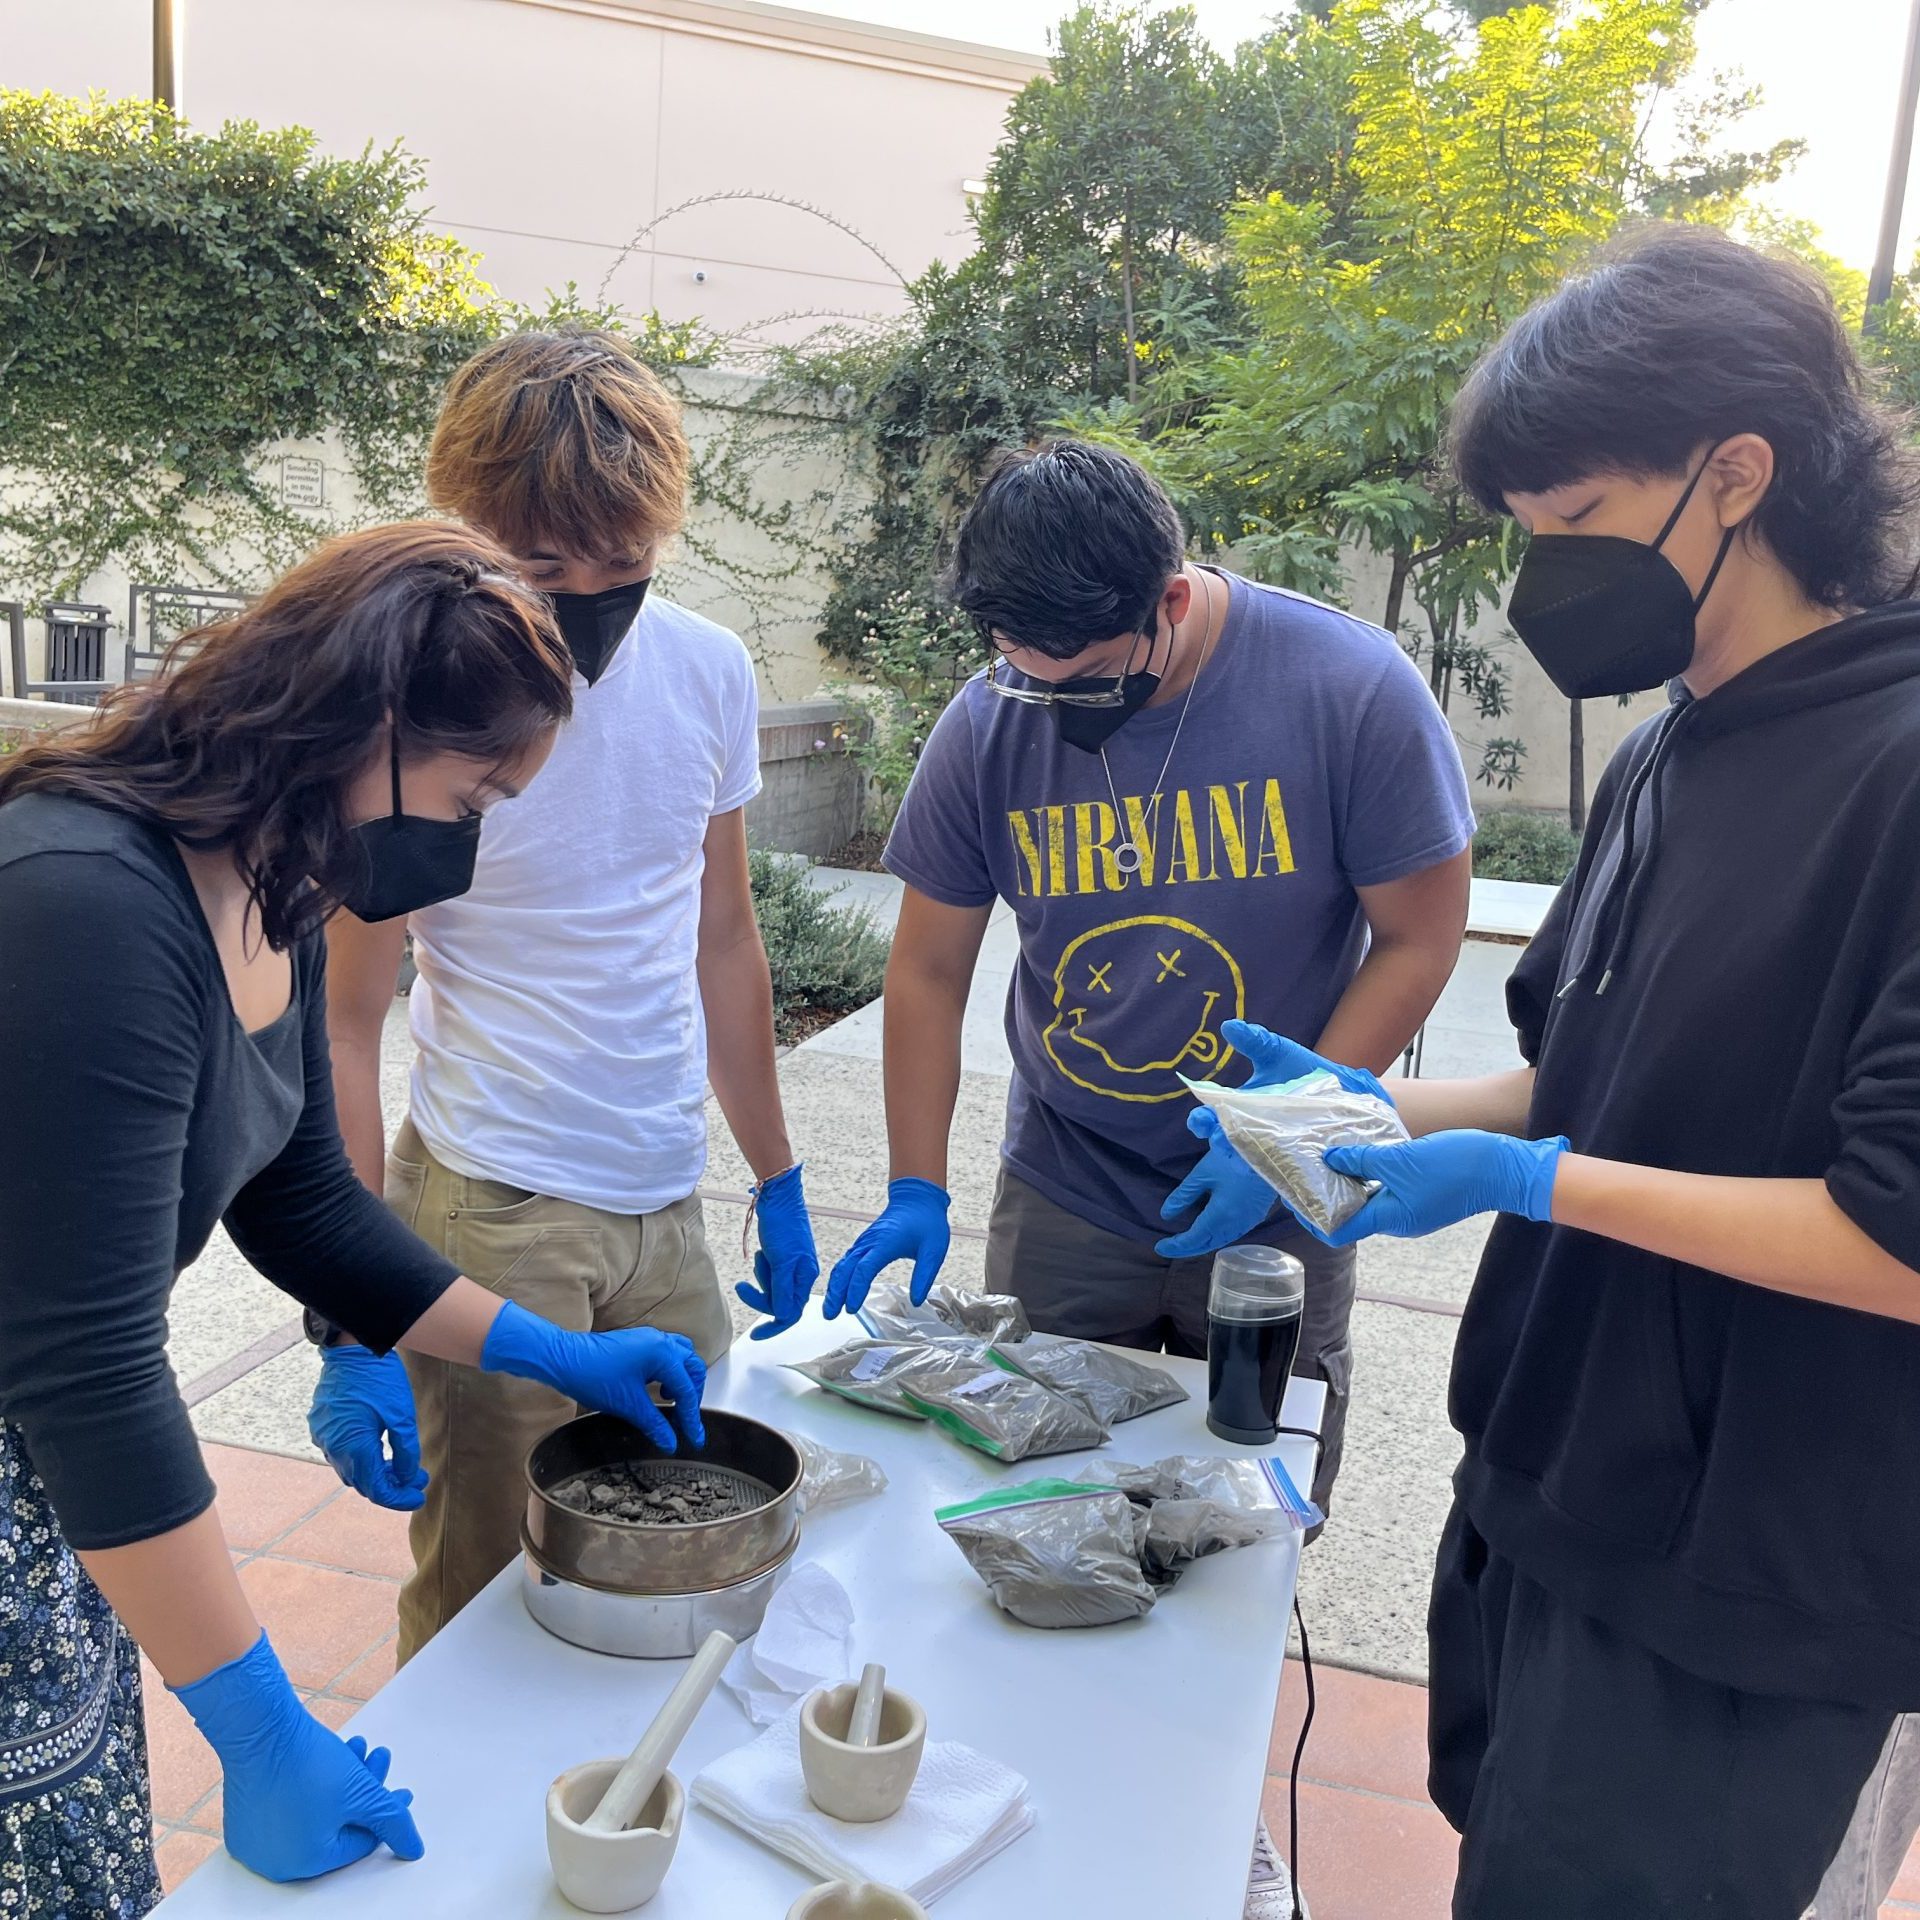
[0,521,572,946]
[944,439,1188,659]
[1451,222,1920,608]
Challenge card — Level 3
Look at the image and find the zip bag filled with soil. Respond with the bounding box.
[936,1480,1156,1628]
[899,1352,1109,1462]
[988,1333,1187,1427]
[857,1280,1032,1346]
[1181,1069,1408,1236]
[1080,1454,1322,1582]
[784,1338,979,1419]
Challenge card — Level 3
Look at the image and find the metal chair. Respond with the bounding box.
[126,582,248,682]
[5,600,118,704]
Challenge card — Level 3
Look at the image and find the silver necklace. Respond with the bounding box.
[1099,569,1220,876]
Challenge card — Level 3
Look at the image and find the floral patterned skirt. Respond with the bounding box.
[0,1422,159,1918]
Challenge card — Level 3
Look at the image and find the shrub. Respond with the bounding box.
[834,593,983,835]
[1472,810,1579,886]
[749,849,892,1044]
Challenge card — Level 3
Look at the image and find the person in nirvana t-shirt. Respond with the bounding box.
[827,441,1473,1920]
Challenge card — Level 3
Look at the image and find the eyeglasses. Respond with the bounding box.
[981,630,1154,708]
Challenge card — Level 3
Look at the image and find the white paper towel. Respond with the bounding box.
[723,1561,855,1726]
[693,1702,1035,1905]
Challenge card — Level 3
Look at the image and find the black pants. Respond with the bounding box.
[1430,1501,1894,1919]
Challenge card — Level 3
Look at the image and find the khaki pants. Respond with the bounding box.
[984,1166,1355,1514]
[389,1118,735,1662]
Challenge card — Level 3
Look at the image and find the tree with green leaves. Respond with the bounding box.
[1064,0,1793,804]
[785,3,1361,665]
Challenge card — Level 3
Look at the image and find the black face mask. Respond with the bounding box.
[1506,459,1739,700]
[337,736,483,923]
[548,577,651,685]
[1052,664,1161,753]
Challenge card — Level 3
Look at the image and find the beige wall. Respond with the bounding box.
[3,0,1039,342]
[2,367,857,702]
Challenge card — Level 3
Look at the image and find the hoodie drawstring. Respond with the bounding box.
[1558,702,1695,999]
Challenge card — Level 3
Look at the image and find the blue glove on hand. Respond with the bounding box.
[736,1164,820,1340]
[306,1345,429,1512]
[1312,1131,1568,1247]
[174,1631,423,1882]
[824,1177,951,1319]
[1155,1109,1279,1259]
[1152,1021,1398,1259]
[481,1299,707,1452]
[1221,1018,1397,1107]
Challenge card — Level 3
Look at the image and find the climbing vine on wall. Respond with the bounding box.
[0,91,838,653]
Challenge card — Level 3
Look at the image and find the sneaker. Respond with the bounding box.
[1245,1814,1311,1920]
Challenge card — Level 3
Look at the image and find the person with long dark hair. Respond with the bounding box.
[0,522,706,1912]
[1203,224,1920,1915]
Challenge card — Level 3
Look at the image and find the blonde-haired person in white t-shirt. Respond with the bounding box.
[311,330,818,1661]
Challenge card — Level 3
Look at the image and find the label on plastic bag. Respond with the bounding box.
[849,1345,901,1382]
[949,1370,1006,1398]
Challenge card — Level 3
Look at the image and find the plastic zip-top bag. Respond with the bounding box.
[783,1338,980,1419]
[1082,1453,1323,1582]
[937,1480,1156,1628]
[856,1281,1032,1346]
[1182,1068,1408,1235]
[899,1353,1109,1462]
[988,1334,1188,1427]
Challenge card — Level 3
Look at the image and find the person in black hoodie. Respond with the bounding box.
[1203,223,1920,1917]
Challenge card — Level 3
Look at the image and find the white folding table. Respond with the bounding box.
[159,1325,1322,1920]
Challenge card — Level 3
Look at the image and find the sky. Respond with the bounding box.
[850,0,1920,273]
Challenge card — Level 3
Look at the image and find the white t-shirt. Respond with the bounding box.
[405,595,761,1213]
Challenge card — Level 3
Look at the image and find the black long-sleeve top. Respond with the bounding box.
[0,792,458,1549]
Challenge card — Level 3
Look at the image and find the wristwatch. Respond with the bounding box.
[302,1309,352,1349]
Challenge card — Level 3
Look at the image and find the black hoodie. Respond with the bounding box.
[1454,603,1920,1709]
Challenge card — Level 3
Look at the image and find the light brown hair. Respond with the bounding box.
[426,328,692,559]
[0,521,572,947]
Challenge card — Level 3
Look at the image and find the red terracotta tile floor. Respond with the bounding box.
[151,1442,1920,1912]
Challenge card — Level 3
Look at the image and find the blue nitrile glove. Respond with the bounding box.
[307,1345,429,1512]
[737,1164,821,1340]
[174,1631,424,1882]
[1152,1021,1398,1260]
[480,1298,706,1452]
[1155,1108,1281,1259]
[1221,1019,1397,1107]
[1306,1131,1569,1248]
[823,1177,952,1319]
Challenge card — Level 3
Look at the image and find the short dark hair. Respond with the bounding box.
[944,440,1187,658]
[1451,223,1920,608]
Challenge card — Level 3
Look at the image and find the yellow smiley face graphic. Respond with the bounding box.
[1042,915,1246,1102]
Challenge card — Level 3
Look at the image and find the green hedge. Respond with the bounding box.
[1472,810,1579,887]
[750,850,891,1045]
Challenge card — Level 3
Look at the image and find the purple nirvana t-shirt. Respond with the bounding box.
[884,570,1475,1243]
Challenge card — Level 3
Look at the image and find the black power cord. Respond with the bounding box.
[1288,1595,1316,1920]
[1274,1423,1326,1920]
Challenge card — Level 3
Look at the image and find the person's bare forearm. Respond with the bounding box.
[882,959,967,1187]
[79,1506,260,1688]
[395,1275,509,1366]
[329,1031,387,1191]
[1314,937,1457,1076]
[1391,1067,1537,1139]
[1551,1161,1920,1322]
[699,931,795,1181]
